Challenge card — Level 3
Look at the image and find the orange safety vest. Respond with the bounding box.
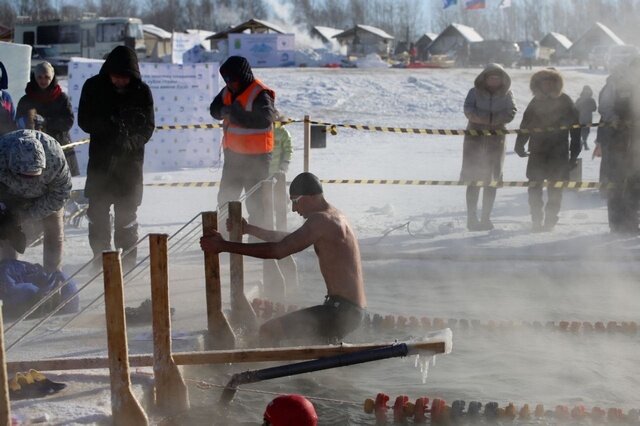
[222,79,275,154]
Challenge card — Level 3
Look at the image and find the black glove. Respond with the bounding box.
[279,161,289,173]
[110,115,128,138]
[120,134,146,154]
[514,143,528,158]
[0,205,27,254]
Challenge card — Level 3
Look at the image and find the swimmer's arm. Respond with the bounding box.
[205,216,322,259]
[227,217,289,242]
[244,223,290,242]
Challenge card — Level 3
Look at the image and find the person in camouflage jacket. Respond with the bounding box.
[0,129,71,272]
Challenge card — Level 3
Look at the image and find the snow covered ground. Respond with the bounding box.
[7,65,640,425]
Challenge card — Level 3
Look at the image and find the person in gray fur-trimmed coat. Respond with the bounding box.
[461,63,517,231]
[515,68,581,232]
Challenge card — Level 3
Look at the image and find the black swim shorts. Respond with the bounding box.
[262,295,365,344]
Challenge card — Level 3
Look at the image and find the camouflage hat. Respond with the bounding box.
[8,131,46,176]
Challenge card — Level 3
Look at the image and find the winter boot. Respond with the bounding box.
[478,218,494,231]
[467,213,481,231]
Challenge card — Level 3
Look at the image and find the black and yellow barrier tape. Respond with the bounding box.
[63,118,626,152]
[144,180,607,189]
[155,118,300,131]
[307,119,624,137]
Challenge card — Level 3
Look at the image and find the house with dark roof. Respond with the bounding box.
[569,22,624,61]
[143,24,172,61]
[415,32,437,60]
[206,18,285,50]
[311,26,342,46]
[540,32,572,62]
[428,23,483,56]
[333,24,394,58]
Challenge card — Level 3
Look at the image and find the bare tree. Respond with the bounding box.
[0,0,16,26]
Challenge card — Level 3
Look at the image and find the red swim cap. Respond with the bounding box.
[263,394,318,426]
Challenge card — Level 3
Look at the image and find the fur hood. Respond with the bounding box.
[530,68,563,98]
[474,63,511,95]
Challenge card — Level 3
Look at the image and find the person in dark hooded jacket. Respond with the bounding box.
[77,46,154,268]
[574,85,597,151]
[515,68,581,232]
[210,56,277,228]
[16,62,79,176]
[461,63,517,231]
[0,61,16,136]
[603,57,640,234]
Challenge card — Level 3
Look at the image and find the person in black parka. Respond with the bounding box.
[16,62,79,176]
[515,68,581,232]
[77,46,154,268]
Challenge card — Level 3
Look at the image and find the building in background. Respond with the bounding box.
[333,25,394,58]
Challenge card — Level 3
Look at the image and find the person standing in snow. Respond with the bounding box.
[602,57,640,234]
[269,112,293,176]
[78,46,155,269]
[16,62,79,176]
[461,64,517,231]
[515,68,581,232]
[0,61,16,136]
[0,129,71,273]
[574,85,597,151]
[593,67,629,231]
[210,56,276,229]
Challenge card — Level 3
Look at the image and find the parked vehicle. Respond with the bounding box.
[606,45,639,70]
[469,40,520,67]
[14,16,146,60]
[588,45,609,70]
[31,45,70,75]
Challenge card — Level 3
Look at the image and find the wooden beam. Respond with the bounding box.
[6,341,446,372]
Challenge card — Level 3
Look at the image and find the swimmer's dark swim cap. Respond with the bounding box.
[289,172,323,196]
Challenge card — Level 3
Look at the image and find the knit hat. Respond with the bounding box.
[290,172,323,196]
[8,130,46,176]
[219,56,254,86]
[34,61,55,78]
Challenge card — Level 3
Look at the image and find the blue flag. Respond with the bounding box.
[443,0,458,9]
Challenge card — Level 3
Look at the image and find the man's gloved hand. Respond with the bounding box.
[514,142,528,158]
[110,115,128,137]
[279,161,289,173]
[120,134,146,154]
[229,101,244,115]
[220,106,231,116]
[0,205,27,254]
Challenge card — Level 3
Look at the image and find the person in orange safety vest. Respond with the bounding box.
[210,56,277,228]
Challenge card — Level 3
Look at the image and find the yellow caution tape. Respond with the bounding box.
[144,180,608,189]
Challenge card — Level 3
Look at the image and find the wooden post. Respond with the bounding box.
[304,114,311,172]
[149,234,189,414]
[201,212,235,349]
[103,251,149,426]
[261,180,286,301]
[0,302,11,426]
[228,202,258,331]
